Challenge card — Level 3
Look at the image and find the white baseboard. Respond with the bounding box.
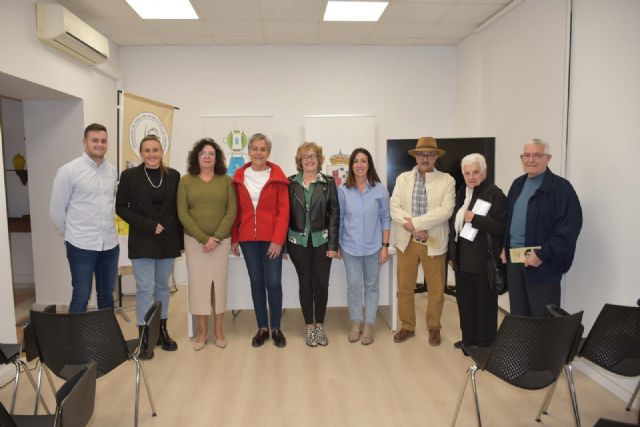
[574,360,639,410]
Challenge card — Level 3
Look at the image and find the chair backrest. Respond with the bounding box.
[483,311,584,390]
[144,302,161,354]
[54,362,97,427]
[545,304,586,364]
[30,308,130,379]
[0,346,10,365]
[0,403,17,427]
[580,303,640,377]
[23,305,57,362]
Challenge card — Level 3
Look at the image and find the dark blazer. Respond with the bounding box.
[288,173,340,251]
[116,164,184,259]
[504,168,582,284]
[448,180,507,274]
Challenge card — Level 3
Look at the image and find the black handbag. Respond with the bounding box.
[486,233,508,295]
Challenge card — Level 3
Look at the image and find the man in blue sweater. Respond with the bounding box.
[501,139,582,316]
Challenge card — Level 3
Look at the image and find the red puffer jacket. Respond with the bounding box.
[231,161,290,245]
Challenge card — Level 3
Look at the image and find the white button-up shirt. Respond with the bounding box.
[49,152,118,251]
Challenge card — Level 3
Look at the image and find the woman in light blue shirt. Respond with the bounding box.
[338,148,391,345]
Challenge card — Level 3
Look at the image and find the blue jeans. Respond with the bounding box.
[131,258,175,325]
[240,241,283,329]
[66,242,119,313]
[342,250,381,325]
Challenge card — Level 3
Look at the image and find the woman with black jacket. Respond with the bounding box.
[116,135,183,359]
[448,153,507,348]
[287,142,339,347]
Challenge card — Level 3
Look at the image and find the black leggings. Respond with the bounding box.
[287,240,332,324]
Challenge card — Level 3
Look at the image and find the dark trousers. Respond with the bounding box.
[287,240,332,324]
[507,262,560,316]
[65,242,119,313]
[455,270,497,346]
[240,241,283,329]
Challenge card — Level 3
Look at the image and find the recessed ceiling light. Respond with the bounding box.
[125,0,199,19]
[323,1,388,22]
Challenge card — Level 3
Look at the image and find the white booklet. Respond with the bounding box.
[460,198,492,242]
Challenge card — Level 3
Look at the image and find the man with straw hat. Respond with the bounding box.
[390,136,455,346]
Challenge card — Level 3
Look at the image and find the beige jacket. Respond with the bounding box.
[390,167,455,255]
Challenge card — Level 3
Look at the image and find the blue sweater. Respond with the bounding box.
[505,168,582,285]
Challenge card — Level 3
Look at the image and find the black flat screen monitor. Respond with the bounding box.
[386,137,495,195]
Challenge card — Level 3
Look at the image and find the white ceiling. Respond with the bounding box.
[59,0,512,47]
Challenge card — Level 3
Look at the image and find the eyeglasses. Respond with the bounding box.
[199,151,215,158]
[302,154,317,161]
[416,152,437,159]
[520,153,548,160]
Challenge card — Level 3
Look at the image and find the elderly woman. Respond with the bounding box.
[178,138,237,351]
[116,134,183,359]
[287,142,339,347]
[338,148,390,345]
[448,153,507,348]
[231,133,290,348]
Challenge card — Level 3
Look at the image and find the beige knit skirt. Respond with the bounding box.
[184,234,230,315]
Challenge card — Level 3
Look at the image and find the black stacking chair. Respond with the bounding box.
[0,362,96,427]
[30,302,161,427]
[0,344,39,415]
[451,311,583,427]
[537,301,640,422]
[580,303,640,412]
[534,304,586,426]
[21,305,57,415]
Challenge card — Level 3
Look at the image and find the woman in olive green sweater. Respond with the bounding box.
[178,138,237,350]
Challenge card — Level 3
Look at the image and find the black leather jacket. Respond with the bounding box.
[288,173,340,251]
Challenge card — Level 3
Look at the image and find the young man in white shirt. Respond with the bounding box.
[50,123,119,313]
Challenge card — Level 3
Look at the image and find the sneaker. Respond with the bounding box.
[348,322,362,343]
[304,327,317,347]
[428,329,441,346]
[361,323,375,346]
[314,324,329,346]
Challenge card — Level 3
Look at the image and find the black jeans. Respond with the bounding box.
[287,240,332,324]
[507,262,560,317]
[455,270,497,346]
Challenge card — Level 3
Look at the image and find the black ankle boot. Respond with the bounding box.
[157,319,178,351]
[138,325,154,360]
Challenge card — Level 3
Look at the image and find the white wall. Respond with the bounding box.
[118,45,456,182]
[564,0,640,403]
[0,0,118,331]
[1,98,30,217]
[455,0,569,192]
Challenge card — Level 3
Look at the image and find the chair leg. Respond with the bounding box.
[451,367,472,427]
[626,379,640,411]
[20,361,50,415]
[43,365,56,397]
[139,360,157,417]
[470,366,482,427]
[9,361,21,414]
[134,358,141,427]
[565,365,581,427]
[536,379,558,422]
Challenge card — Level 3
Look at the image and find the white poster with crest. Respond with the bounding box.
[303,115,376,186]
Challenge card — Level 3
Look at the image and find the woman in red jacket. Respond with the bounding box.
[231,133,290,348]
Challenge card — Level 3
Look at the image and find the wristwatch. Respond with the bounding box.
[382,242,390,248]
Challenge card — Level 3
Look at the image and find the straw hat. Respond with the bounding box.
[408,136,445,158]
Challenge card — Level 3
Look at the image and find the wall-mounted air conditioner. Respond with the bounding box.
[36,3,110,66]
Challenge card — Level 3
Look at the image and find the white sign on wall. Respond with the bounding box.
[202,115,274,177]
[304,115,376,186]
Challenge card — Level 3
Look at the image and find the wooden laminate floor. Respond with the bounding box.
[1,287,637,426]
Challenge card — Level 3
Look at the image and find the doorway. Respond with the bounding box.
[1,97,35,327]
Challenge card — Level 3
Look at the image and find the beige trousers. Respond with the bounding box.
[184,234,230,315]
[396,240,446,331]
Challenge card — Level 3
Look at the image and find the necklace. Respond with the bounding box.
[144,167,163,189]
